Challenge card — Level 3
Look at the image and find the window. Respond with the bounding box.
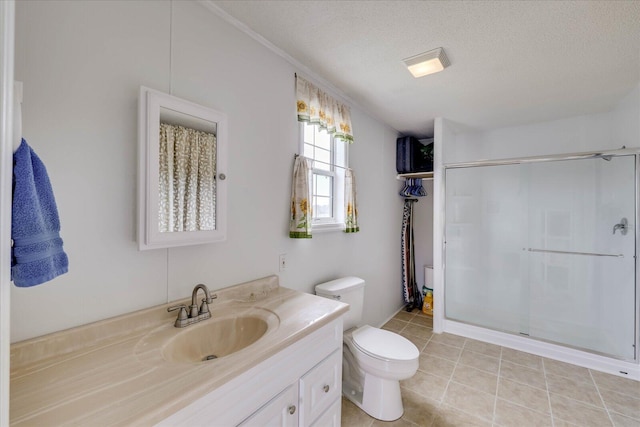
[300,121,348,230]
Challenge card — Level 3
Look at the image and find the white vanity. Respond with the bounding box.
[162,317,343,426]
[10,276,348,426]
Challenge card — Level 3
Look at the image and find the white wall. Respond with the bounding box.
[12,0,404,342]
[612,84,640,149]
[448,83,640,162]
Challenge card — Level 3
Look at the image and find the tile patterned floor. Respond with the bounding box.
[341,310,640,427]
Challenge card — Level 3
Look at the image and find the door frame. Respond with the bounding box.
[0,0,15,423]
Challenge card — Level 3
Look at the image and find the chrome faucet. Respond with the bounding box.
[167,283,217,328]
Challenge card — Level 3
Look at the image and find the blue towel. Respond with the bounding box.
[11,139,68,287]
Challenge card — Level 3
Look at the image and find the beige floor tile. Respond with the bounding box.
[442,381,495,422]
[383,319,408,333]
[410,315,433,329]
[400,331,429,352]
[494,398,553,427]
[497,378,551,414]
[546,372,603,408]
[451,364,498,395]
[591,370,640,397]
[424,341,462,362]
[458,348,500,374]
[394,311,417,322]
[463,339,502,359]
[401,370,449,402]
[599,387,640,421]
[609,412,640,427]
[500,360,547,389]
[432,404,492,427]
[341,396,374,427]
[403,323,434,341]
[400,388,439,427]
[429,333,466,348]
[501,347,543,371]
[542,358,590,381]
[418,353,456,380]
[341,337,637,427]
[549,393,613,427]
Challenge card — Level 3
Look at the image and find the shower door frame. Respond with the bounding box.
[440,148,640,376]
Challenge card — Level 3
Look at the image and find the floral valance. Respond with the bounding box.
[296,75,354,143]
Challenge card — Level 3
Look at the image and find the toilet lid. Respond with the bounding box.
[352,325,419,361]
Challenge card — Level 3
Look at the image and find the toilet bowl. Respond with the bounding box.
[315,277,419,421]
[343,325,419,420]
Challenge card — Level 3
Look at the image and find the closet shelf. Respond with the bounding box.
[396,171,434,180]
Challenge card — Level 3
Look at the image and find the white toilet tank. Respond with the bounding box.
[315,277,365,330]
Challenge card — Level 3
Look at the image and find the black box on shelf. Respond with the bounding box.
[396,136,433,174]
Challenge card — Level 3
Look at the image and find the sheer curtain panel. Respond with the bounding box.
[344,168,359,233]
[289,155,313,238]
[158,123,216,232]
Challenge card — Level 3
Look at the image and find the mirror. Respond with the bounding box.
[138,86,227,250]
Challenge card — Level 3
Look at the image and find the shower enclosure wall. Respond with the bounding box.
[444,153,638,362]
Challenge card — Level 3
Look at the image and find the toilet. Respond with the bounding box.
[315,277,419,421]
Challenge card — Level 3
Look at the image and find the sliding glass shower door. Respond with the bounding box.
[445,155,637,360]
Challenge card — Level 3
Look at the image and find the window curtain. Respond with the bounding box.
[159,123,216,232]
[344,168,359,233]
[289,155,313,238]
[296,75,354,143]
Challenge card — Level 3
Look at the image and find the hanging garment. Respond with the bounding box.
[401,199,422,309]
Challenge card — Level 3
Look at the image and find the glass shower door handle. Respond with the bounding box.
[613,217,628,235]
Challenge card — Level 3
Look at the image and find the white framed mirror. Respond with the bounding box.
[138,86,227,250]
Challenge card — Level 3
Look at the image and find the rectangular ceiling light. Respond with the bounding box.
[403,47,450,78]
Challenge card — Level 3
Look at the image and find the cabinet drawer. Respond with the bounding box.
[299,349,341,426]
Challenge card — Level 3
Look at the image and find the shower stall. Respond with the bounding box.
[444,152,638,362]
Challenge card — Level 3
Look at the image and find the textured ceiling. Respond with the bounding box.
[210,1,640,138]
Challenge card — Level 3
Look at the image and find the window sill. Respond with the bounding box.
[312,223,345,233]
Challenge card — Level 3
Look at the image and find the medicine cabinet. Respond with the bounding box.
[138,86,227,250]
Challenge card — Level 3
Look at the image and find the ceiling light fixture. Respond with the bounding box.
[403,47,450,78]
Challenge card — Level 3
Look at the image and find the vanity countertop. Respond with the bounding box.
[10,276,348,426]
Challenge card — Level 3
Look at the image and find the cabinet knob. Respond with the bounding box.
[288,405,296,415]
[323,384,330,393]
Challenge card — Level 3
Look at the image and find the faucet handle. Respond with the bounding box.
[199,299,210,315]
[199,293,217,316]
[167,304,188,321]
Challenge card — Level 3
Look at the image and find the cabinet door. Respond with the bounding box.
[238,384,299,427]
[299,349,342,426]
[310,398,341,427]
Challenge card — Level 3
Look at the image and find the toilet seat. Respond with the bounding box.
[352,325,419,362]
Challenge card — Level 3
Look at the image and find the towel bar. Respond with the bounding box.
[525,248,623,258]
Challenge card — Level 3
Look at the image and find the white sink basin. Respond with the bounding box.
[163,316,268,363]
[135,307,280,365]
